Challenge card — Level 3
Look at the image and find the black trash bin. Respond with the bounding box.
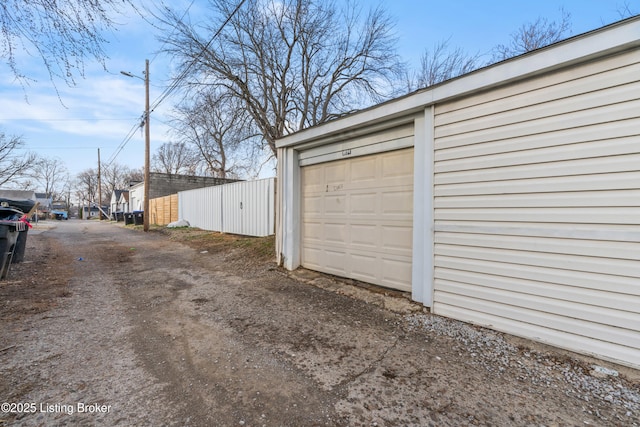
[116,212,124,222]
[0,221,23,279]
[0,208,28,264]
[133,210,144,225]
[12,226,28,264]
[124,213,134,225]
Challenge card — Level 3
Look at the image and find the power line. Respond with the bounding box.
[106,117,145,166]
[149,0,198,66]
[149,0,247,113]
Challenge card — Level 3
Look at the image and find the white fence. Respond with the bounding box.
[178,178,275,237]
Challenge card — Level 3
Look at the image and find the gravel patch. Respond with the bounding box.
[405,313,640,425]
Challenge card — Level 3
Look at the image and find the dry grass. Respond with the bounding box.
[151,225,276,261]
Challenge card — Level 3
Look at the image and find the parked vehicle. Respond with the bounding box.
[51,210,68,220]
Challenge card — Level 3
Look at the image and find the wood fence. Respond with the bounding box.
[149,194,179,225]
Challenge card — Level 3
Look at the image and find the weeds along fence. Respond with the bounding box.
[178,178,275,237]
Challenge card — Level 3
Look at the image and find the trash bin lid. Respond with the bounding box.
[0,207,24,221]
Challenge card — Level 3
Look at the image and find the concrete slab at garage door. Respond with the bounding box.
[301,148,414,291]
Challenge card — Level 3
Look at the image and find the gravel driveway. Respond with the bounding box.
[0,220,638,426]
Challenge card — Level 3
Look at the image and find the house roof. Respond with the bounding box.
[276,16,640,149]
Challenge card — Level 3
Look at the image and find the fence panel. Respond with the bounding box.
[178,178,275,237]
[150,194,179,225]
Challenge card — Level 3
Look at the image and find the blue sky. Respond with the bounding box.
[1,0,636,183]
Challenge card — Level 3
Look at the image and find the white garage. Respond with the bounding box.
[276,17,640,369]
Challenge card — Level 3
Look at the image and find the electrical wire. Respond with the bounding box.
[105,116,145,166]
[148,0,197,66]
[149,0,247,113]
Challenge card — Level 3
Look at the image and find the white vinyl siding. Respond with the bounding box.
[432,49,640,367]
[301,147,414,292]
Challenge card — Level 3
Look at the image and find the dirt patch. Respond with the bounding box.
[0,233,73,321]
[155,226,276,276]
[1,220,639,427]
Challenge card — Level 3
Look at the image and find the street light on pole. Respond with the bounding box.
[120,59,150,232]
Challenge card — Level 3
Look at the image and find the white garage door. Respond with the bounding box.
[301,148,414,292]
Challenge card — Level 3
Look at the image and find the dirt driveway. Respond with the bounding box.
[0,220,638,426]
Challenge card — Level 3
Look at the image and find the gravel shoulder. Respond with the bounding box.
[0,220,638,426]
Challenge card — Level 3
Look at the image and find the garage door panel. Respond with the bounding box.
[303,196,323,215]
[382,151,414,180]
[302,221,323,241]
[382,225,413,253]
[350,192,377,214]
[324,195,347,214]
[350,157,378,183]
[301,147,414,292]
[324,223,347,244]
[350,224,378,248]
[324,250,348,275]
[302,166,324,192]
[381,190,413,216]
[351,254,379,282]
[302,247,323,268]
[381,258,412,291]
[326,163,346,184]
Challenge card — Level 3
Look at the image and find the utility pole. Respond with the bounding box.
[143,59,150,232]
[121,59,150,231]
[98,148,102,221]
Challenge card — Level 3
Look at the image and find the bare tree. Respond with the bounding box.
[171,89,259,178]
[492,9,572,61]
[152,142,199,176]
[404,9,574,93]
[75,169,99,207]
[406,39,480,91]
[0,131,37,187]
[101,163,142,205]
[617,2,639,19]
[159,0,402,157]
[0,0,138,90]
[29,157,68,200]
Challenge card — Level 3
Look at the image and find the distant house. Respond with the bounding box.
[128,173,241,212]
[109,190,129,215]
[118,191,130,213]
[81,203,108,219]
[34,193,53,219]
